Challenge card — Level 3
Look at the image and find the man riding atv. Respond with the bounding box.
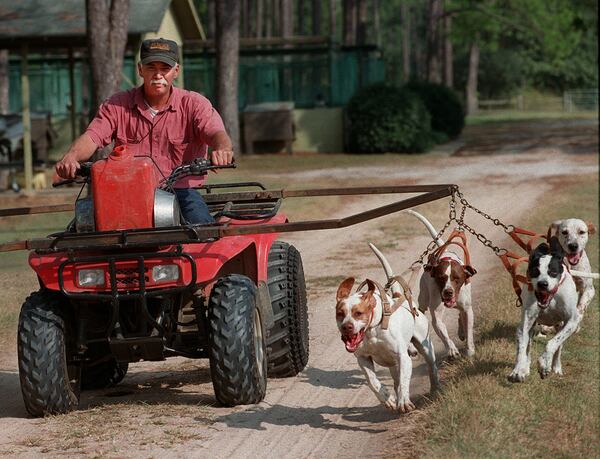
[55,37,233,224]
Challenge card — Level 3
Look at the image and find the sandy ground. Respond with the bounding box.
[0,119,597,458]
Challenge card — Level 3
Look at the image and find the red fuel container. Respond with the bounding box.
[91,146,159,231]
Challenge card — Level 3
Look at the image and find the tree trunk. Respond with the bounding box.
[0,50,8,114]
[356,0,367,45]
[466,40,479,116]
[280,0,293,38]
[216,0,241,154]
[266,0,272,37]
[443,12,453,88]
[256,0,263,37]
[343,0,356,46]
[86,0,129,113]
[207,0,216,39]
[273,0,280,36]
[329,0,337,39]
[401,1,410,82]
[298,0,305,35]
[312,0,322,35]
[242,0,250,38]
[373,0,381,48]
[426,0,442,83]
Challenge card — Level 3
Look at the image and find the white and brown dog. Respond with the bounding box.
[508,237,581,382]
[405,210,476,359]
[335,244,440,413]
[550,219,596,314]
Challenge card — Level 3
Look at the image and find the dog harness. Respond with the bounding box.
[425,229,476,284]
[355,273,418,330]
[499,226,549,306]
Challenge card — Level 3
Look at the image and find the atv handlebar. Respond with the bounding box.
[159,158,236,190]
[52,162,93,188]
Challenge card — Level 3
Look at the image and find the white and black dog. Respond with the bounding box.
[508,237,581,382]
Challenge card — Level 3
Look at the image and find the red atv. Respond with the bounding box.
[17,147,309,416]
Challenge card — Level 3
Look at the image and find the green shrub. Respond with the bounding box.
[404,81,465,139]
[346,83,434,154]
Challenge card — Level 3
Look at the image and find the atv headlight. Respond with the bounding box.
[152,265,179,283]
[78,269,105,287]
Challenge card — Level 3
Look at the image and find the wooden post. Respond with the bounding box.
[20,43,32,193]
[69,47,77,140]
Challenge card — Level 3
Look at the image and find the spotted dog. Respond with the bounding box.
[335,245,439,413]
[550,219,596,314]
[405,210,476,359]
[508,237,580,382]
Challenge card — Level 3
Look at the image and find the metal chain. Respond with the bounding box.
[453,187,515,233]
[412,188,457,266]
[411,185,512,264]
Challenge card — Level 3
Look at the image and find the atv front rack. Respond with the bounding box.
[0,184,455,252]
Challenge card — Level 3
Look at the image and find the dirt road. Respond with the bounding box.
[0,120,597,458]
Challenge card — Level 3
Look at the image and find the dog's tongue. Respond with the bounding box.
[567,252,581,265]
[535,290,551,307]
[342,331,365,353]
[443,297,456,308]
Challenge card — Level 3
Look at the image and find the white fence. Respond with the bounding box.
[479,89,598,112]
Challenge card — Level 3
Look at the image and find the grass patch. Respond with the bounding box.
[389,176,599,458]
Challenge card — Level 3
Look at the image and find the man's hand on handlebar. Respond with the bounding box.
[55,154,82,180]
[210,149,234,167]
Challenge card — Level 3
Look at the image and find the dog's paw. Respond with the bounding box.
[382,394,398,411]
[538,356,552,379]
[446,348,461,361]
[465,347,475,358]
[508,368,528,383]
[552,366,563,376]
[397,398,416,413]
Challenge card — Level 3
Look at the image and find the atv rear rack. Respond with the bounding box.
[0,184,455,252]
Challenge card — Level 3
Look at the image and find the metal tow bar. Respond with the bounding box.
[0,184,455,252]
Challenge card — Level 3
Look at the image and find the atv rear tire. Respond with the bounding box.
[82,358,128,390]
[208,275,267,406]
[266,241,310,377]
[17,290,80,416]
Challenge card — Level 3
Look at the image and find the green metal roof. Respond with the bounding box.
[0,0,169,42]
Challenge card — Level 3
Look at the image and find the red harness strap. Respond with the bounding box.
[508,227,547,254]
[427,229,475,283]
[499,251,532,306]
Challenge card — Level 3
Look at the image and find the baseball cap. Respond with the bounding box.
[140,38,179,67]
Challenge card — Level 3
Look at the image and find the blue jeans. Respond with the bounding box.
[174,188,215,224]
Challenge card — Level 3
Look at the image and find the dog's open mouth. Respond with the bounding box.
[535,290,552,308]
[566,251,582,265]
[442,296,457,308]
[341,330,366,353]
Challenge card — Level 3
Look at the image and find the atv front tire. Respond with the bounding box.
[266,242,310,377]
[17,290,80,416]
[208,275,267,406]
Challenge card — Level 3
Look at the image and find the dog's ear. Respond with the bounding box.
[464,265,477,278]
[336,277,355,302]
[549,236,565,259]
[587,221,596,235]
[550,220,563,236]
[531,242,550,261]
[364,279,376,308]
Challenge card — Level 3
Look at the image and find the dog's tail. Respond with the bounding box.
[368,243,402,297]
[571,269,600,280]
[404,209,444,247]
